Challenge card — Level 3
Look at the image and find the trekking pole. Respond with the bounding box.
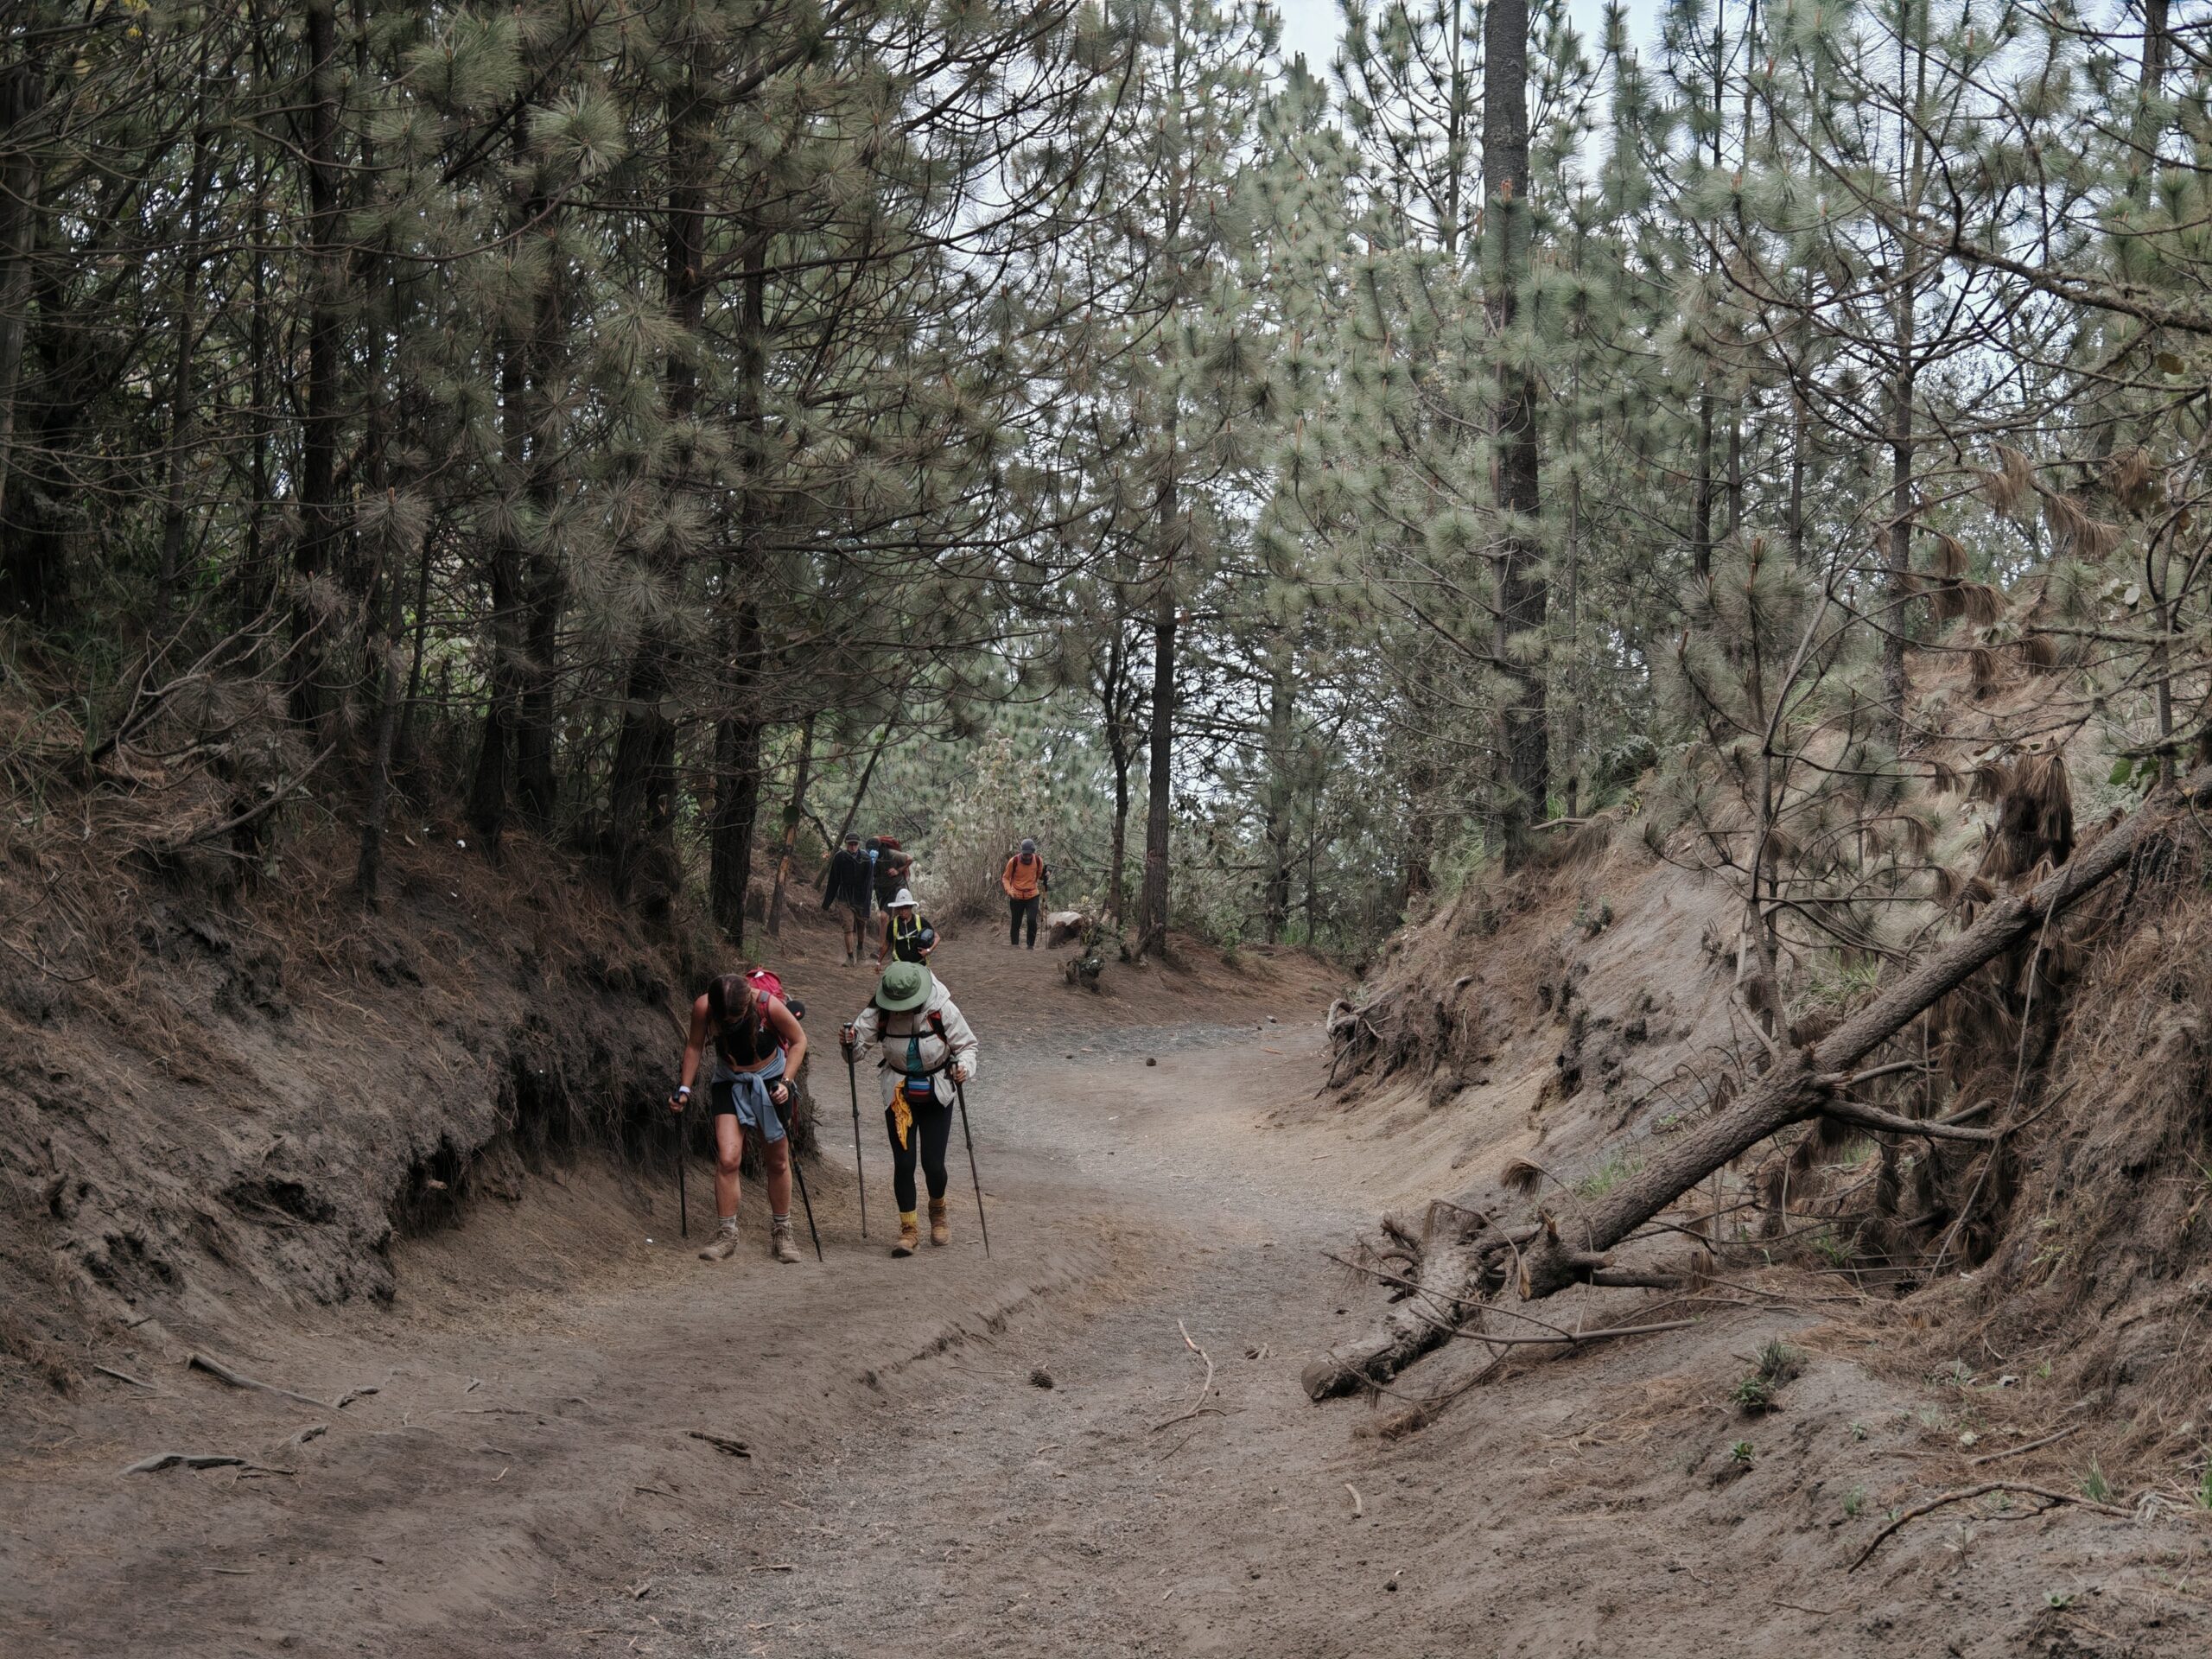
[675,1102,689,1239]
[950,1075,992,1258]
[780,1081,823,1262]
[846,1050,868,1238]
[789,1142,824,1262]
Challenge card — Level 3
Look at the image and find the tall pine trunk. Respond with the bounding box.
[154,109,216,641]
[1262,639,1295,944]
[766,711,816,937]
[516,193,568,832]
[1787,386,1807,565]
[1884,345,1916,752]
[1137,445,1179,959]
[709,230,768,943]
[1691,388,1715,579]
[1884,10,1928,754]
[358,523,422,906]
[709,696,761,938]
[469,322,528,849]
[1560,431,1583,818]
[1099,624,1134,925]
[0,66,44,616]
[1109,741,1132,927]
[1484,0,1547,861]
[350,103,399,906]
[242,84,273,639]
[606,40,709,909]
[1398,673,1438,901]
[292,0,344,732]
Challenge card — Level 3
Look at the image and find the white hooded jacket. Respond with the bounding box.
[848,977,981,1107]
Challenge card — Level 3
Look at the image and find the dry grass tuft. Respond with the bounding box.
[1986,751,2073,882]
[1501,1158,1545,1195]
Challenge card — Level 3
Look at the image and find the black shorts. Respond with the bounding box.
[708,1068,789,1137]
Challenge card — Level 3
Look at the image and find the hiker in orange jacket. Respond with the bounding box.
[1001,838,1048,950]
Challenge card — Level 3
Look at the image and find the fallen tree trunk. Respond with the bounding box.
[1300,1233,1488,1402]
[1309,765,2212,1402]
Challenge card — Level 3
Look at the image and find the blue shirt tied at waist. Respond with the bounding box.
[711,1051,789,1142]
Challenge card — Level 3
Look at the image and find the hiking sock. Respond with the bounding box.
[772,1212,790,1227]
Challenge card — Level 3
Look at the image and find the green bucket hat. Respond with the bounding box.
[874,960,933,1013]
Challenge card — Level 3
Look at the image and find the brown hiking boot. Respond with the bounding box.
[698,1219,741,1262]
[928,1198,950,1247]
[893,1211,919,1257]
[769,1218,801,1264]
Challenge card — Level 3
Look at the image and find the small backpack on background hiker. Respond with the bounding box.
[871,837,911,908]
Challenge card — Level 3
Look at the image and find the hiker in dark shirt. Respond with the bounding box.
[869,836,914,912]
[821,833,874,965]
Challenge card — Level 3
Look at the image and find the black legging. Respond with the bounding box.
[885,1098,952,1212]
[1008,894,1039,947]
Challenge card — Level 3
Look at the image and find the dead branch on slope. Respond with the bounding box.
[1848,1480,2134,1571]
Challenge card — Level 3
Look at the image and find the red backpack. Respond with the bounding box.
[721,967,805,1058]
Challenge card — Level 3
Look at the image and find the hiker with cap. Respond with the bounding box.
[1001,837,1048,950]
[841,962,980,1256]
[821,832,874,965]
[877,887,938,971]
[670,971,810,1264]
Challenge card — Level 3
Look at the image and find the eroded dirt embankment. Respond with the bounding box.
[0,826,684,1392]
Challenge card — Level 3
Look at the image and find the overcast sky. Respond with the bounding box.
[1275,0,1343,73]
[1268,0,1656,86]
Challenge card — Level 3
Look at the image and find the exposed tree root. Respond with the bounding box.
[687,1430,752,1459]
[123,1452,294,1476]
[187,1351,334,1411]
[1848,1480,2134,1571]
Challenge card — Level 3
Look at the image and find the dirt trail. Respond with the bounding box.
[8,931,2208,1657]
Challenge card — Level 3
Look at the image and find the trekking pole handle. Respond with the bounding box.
[669,1084,691,1113]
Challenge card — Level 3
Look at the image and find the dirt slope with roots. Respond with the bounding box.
[1315,824,1748,1238]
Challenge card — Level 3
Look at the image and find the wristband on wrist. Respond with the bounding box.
[677,1084,691,1099]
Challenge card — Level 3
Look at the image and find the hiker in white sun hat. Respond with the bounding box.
[875,887,938,970]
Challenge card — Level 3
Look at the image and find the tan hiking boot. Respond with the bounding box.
[893,1211,919,1257]
[770,1217,802,1264]
[698,1218,741,1262]
[928,1198,950,1247]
